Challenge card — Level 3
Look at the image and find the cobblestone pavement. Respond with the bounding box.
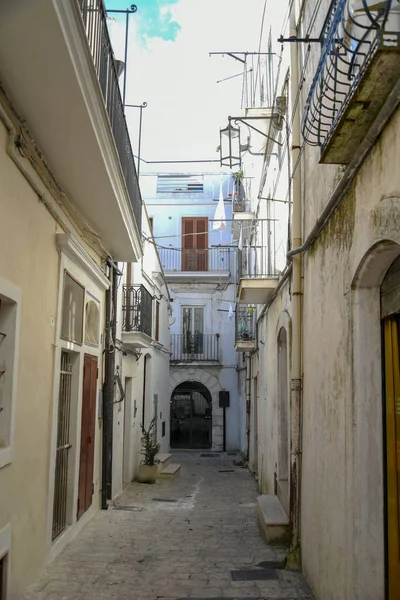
[24,453,314,600]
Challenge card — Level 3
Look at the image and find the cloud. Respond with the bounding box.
[136,0,181,44]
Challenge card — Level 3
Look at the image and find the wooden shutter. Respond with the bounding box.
[182,218,208,271]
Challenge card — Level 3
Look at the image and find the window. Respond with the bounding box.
[0,278,19,468]
[61,272,84,344]
[157,175,204,193]
[182,307,204,354]
[149,217,154,233]
[84,297,100,346]
[155,301,160,342]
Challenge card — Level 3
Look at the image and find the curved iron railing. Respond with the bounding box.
[302,0,400,148]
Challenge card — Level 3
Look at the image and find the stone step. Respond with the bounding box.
[156,453,172,473]
[257,494,289,544]
[158,463,181,479]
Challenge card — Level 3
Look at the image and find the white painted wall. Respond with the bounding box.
[112,207,171,498]
[143,172,243,453]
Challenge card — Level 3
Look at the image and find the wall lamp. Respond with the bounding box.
[219,115,283,168]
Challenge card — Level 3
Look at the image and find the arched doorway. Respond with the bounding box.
[381,254,400,600]
[170,382,212,449]
[277,327,289,514]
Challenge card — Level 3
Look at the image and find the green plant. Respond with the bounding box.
[233,170,244,182]
[140,417,160,466]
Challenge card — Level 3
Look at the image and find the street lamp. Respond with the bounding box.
[220,119,241,169]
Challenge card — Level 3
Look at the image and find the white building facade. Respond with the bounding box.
[142,172,243,453]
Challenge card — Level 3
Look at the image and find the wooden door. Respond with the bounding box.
[182,217,208,271]
[77,354,98,520]
[384,316,400,600]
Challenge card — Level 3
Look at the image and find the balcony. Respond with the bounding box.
[159,247,235,283]
[237,219,279,304]
[235,306,257,352]
[302,0,400,164]
[0,0,142,260]
[170,334,220,364]
[122,285,153,348]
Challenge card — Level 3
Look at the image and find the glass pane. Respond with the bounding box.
[61,273,84,344]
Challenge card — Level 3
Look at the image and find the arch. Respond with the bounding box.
[170,381,212,449]
[351,237,400,600]
[169,368,223,451]
[277,326,290,514]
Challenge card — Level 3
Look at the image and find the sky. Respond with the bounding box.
[105,0,290,174]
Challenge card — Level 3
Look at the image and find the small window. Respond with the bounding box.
[84,298,100,346]
[155,301,160,342]
[0,291,18,457]
[61,272,84,344]
[157,175,204,193]
[149,217,154,233]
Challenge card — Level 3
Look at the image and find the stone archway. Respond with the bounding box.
[170,368,223,451]
[170,382,212,449]
[351,236,400,600]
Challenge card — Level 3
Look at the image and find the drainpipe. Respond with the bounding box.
[245,352,252,460]
[102,262,119,508]
[288,5,303,569]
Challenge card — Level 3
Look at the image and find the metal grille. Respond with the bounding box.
[122,285,153,337]
[52,351,73,541]
[170,333,220,362]
[159,247,234,273]
[236,306,256,343]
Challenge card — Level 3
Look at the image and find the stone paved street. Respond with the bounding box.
[24,453,314,600]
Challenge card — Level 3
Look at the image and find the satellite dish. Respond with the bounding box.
[169,317,176,326]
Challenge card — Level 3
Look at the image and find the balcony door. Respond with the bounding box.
[182,307,204,358]
[182,217,208,271]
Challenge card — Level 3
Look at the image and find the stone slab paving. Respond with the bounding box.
[23,453,314,600]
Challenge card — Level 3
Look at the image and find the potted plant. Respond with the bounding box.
[138,417,160,484]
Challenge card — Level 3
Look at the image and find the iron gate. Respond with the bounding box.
[170,388,212,449]
[52,351,73,540]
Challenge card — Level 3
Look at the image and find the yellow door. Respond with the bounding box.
[384,317,400,600]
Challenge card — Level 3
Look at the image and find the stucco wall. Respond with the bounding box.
[255,282,291,495]
[300,106,400,600]
[0,114,110,598]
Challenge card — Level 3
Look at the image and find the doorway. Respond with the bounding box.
[77,354,97,520]
[382,254,400,599]
[277,327,289,515]
[170,382,212,449]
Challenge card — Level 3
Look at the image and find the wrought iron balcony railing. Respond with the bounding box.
[170,333,220,363]
[238,219,278,279]
[78,0,142,231]
[235,306,256,344]
[302,0,400,158]
[159,247,235,273]
[122,285,153,338]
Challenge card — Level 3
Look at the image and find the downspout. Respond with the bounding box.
[102,262,119,508]
[288,5,303,569]
[245,352,252,460]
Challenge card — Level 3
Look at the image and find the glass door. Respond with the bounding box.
[182,307,204,358]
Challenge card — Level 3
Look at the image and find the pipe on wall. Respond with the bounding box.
[245,352,252,460]
[288,4,303,569]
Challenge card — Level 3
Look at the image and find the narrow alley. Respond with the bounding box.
[24,454,314,600]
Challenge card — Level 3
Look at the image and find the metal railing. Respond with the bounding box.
[235,306,256,343]
[170,333,220,362]
[122,285,153,337]
[52,351,72,541]
[238,219,278,278]
[159,247,235,273]
[302,0,400,148]
[78,0,142,231]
